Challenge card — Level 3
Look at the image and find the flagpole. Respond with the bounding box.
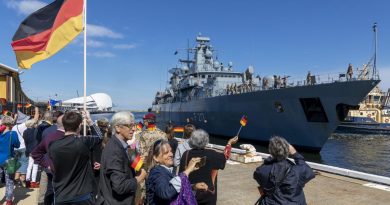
[83,0,87,136]
[236,125,243,136]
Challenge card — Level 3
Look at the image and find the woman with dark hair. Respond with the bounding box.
[165,124,178,155]
[146,139,200,205]
[253,136,315,205]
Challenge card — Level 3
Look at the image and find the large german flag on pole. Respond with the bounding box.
[11,0,84,69]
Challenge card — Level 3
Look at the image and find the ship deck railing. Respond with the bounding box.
[155,72,379,104]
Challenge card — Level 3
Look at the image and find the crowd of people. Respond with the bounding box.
[0,108,315,205]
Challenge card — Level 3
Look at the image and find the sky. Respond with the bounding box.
[1,0,390,110]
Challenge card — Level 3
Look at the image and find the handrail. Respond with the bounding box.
[207,143,390,186]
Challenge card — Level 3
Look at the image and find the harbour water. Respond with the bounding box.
[91,112,390,178]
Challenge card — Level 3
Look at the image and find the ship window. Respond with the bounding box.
[274,102,284,113]
[208,75,211,78]
[300,98,329,122]
[202,75,205,78]
[360,112,363,115]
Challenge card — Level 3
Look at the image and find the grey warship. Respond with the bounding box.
[152,35,380,151]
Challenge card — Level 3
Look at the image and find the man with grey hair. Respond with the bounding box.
[253,136,315,205]
[98,111,147,205]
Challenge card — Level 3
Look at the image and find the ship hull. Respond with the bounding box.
[153,80,380,151]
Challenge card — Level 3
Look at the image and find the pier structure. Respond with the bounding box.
[0,63,34,114]
[2,143,390,205]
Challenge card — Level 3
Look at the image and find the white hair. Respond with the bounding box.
[110,111,135,134]
[188,129,209,149]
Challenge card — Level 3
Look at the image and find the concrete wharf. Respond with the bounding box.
[1,160,390,205]
[0,161,390,205]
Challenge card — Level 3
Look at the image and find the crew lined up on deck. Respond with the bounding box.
[0,109,315,205]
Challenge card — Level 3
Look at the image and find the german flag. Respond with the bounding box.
[137,122,143,130]
[240,115,247,127]
[131,155,143,172]
[11,0,84,69]
[17,104,23,108]
[173,126,184,133]
[25,103,32,108]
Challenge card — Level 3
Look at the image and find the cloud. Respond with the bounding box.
[87,39,105,48]
[113,43,137,50]
[87,24,123,39]
[6,0,47,15]
[88,51,115,58]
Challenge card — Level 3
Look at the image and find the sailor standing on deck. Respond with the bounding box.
[306,71,312,85]
[347,63,354,81]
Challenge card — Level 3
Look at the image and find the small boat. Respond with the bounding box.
[335,116,390,135]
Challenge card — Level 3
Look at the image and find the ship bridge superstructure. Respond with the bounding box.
[154,35,260,104]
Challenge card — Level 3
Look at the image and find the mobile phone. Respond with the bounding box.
[196,156,207,168]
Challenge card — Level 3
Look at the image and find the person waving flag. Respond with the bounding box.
[11,0,84,69]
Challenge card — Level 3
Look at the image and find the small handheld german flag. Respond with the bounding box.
[17,104,23,108]
[136,122,143,131]
[25,103,32,108]
[237,115,248,136]
[240,115,247,127]
[131,154,143,172]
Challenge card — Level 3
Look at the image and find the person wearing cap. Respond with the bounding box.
[135,113,167,205]
[11,107,39,187]
[0,115,21,205]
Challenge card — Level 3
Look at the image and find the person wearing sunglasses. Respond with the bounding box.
[98,111,147,205]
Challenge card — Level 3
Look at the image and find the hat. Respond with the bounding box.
[143,113,156,120]
[16,110,30,124]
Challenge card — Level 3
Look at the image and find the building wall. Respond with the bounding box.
[0,75,6,99]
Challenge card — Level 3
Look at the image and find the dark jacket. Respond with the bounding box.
[23,127,37,157]
[35,121,51,144]
[48,124,102,203]
[146,165,178,205]
[31,130,64,171]
[98,135,137,205]
[253,153,315,205]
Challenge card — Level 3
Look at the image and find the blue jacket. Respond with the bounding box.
[146,165,178,205]
[0,131,20,165]
[253,153,315,205]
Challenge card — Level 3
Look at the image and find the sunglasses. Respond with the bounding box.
[121,123,136,128]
